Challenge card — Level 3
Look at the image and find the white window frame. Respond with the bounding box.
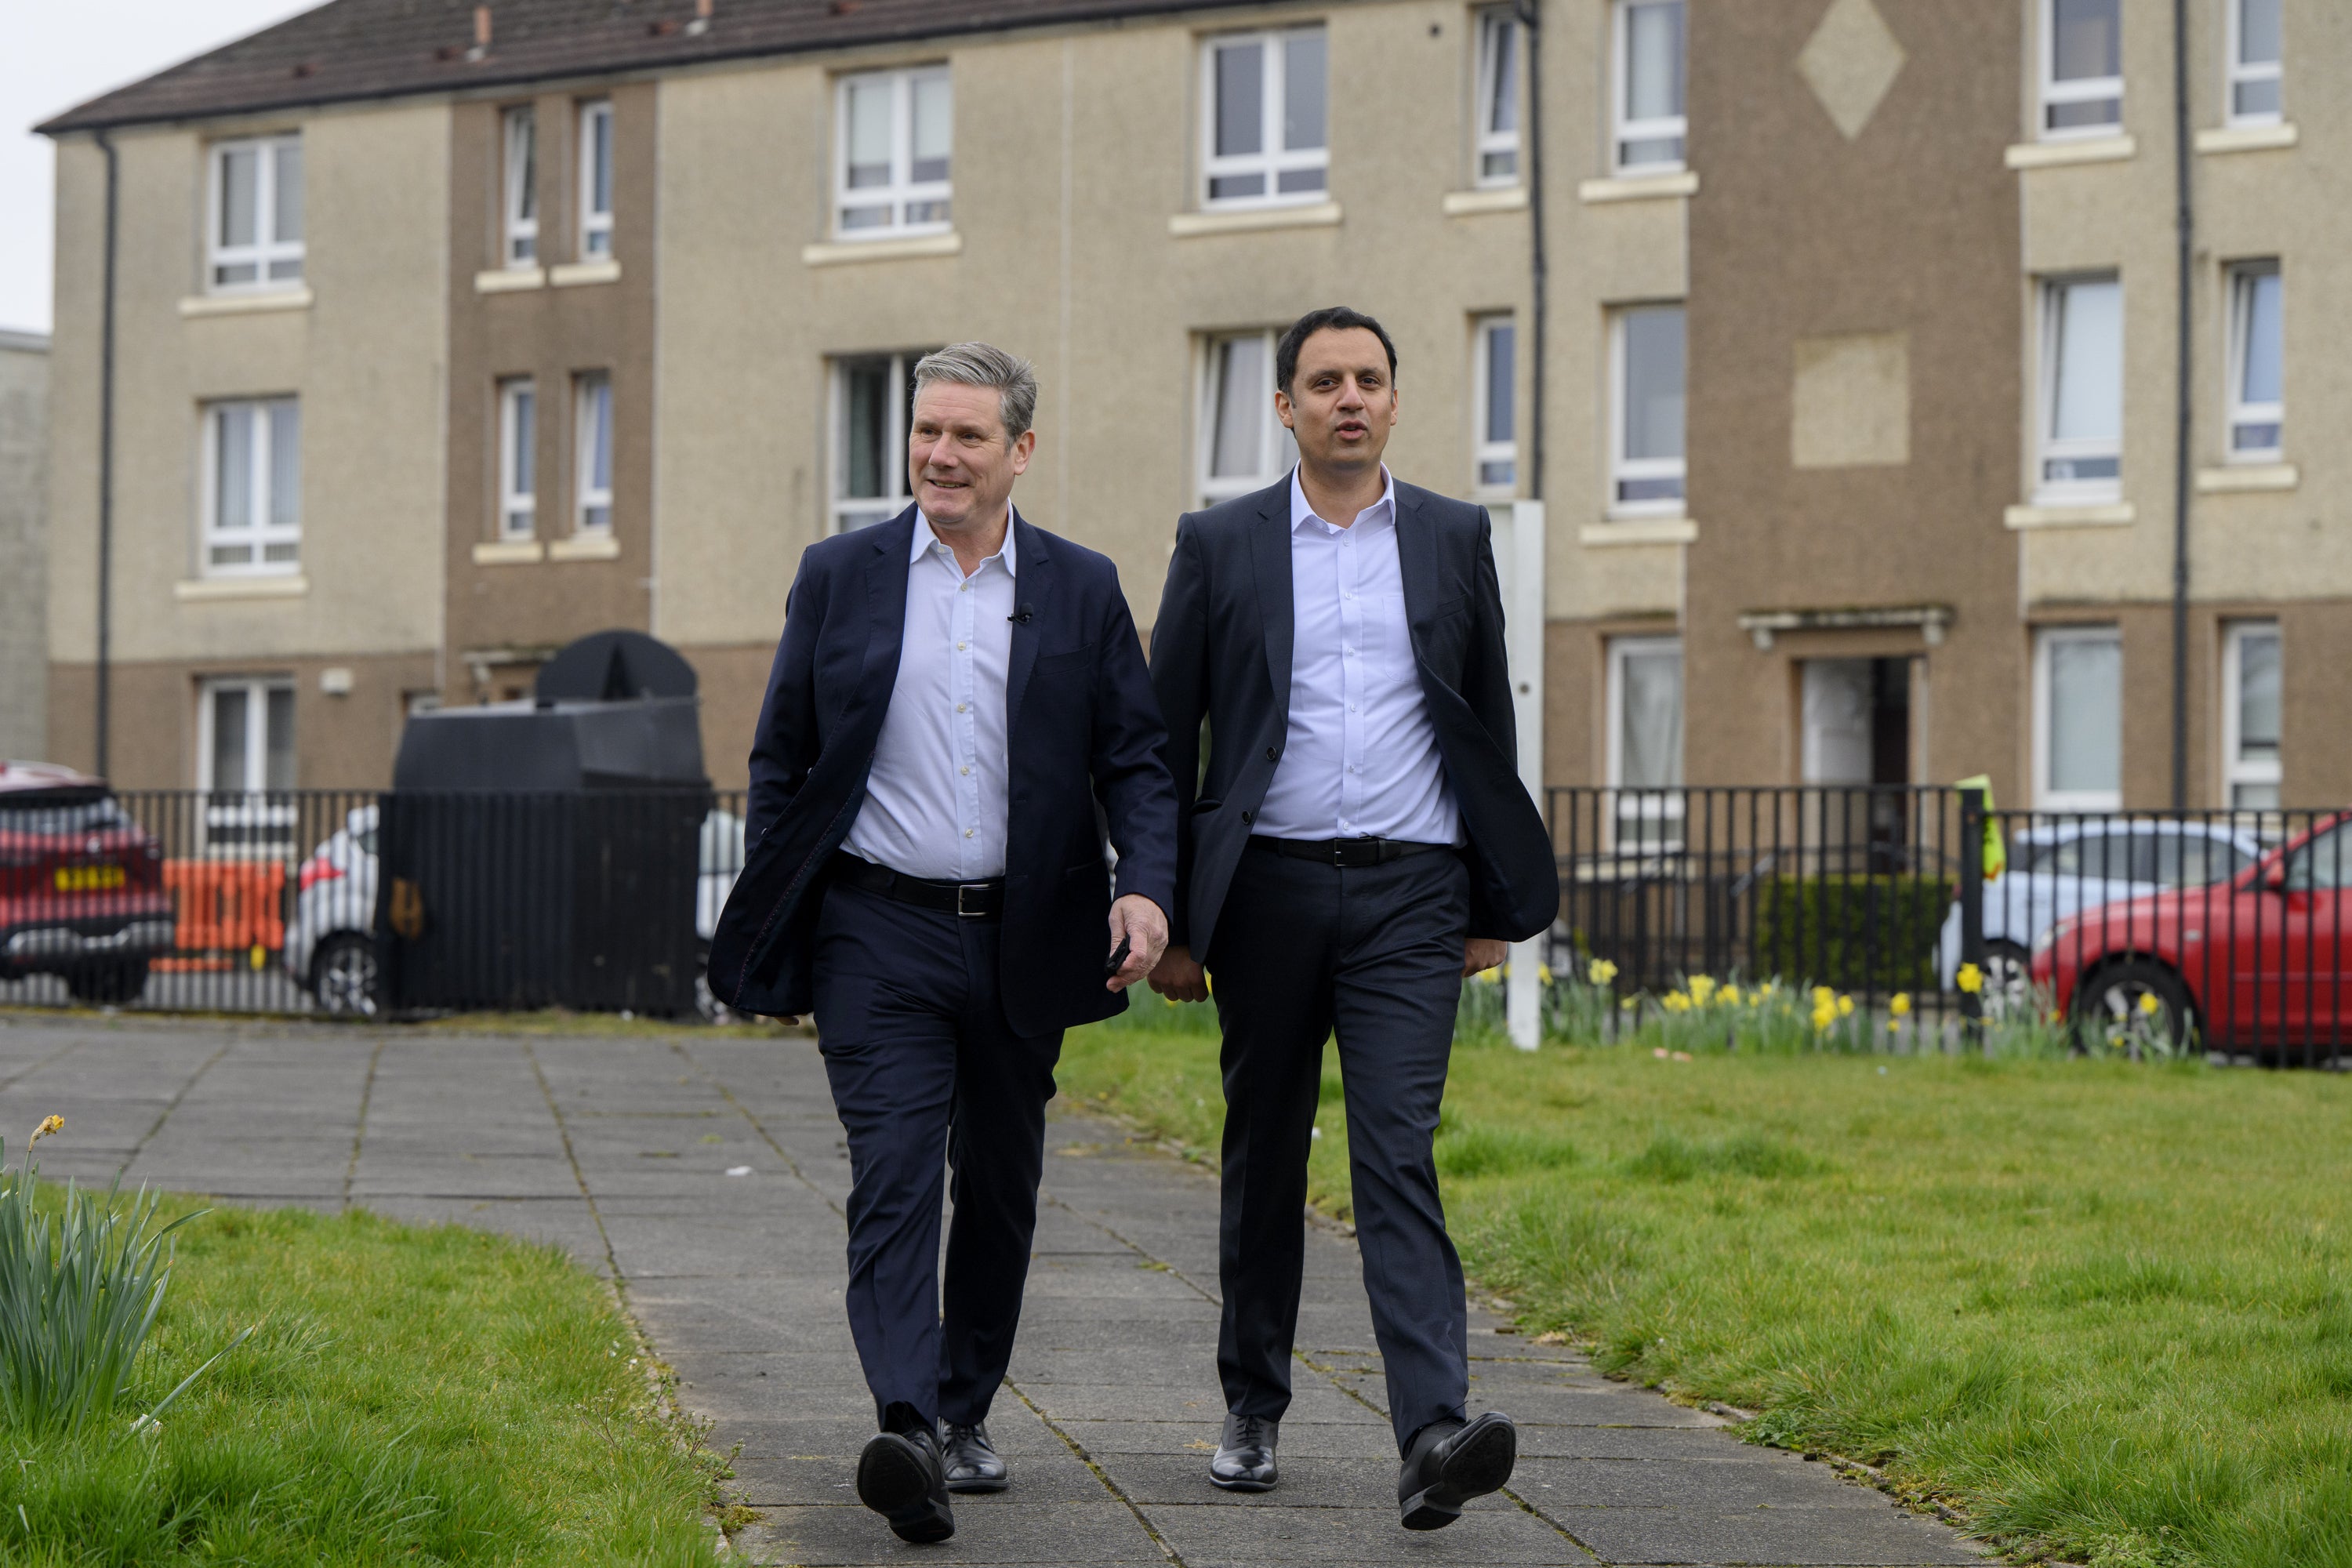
[577,100,614,260]
[1473,7,1522,188]
[1200,27,1330,212]
[574,372,613,534]
[196,677,299,852]
[1609,303,1686,517]
[206,134,304,293]
[199,397,301,577]
[2225,260,2282,463]
[2032,625,2125,812]
[1472,314,1517,495]
[1606,635,1685,850]
[2226,0,2282,128]
[497,377,536,539]
[833,67,953,239]
[2221,620,2282,811]
[829,352,926,533]
[1612,0,1686,174]
[502,107,539,267]
[1197,329,1298,508]
[2036,274,2124,504]
[2039,0,2123,140]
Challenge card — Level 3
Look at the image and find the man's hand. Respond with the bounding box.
[1463,937,1509,978]
[1107,895,1171,993]
[1149,943,1210,1004]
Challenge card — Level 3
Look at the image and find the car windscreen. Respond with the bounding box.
[2031,830,2250,886]
[0,795,132,835]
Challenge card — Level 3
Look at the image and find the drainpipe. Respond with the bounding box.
[2167,0,2193,810]
[1515,0,1546,503]
[96,129,120,780]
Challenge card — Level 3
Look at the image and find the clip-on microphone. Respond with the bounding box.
[1008,603,1035,625]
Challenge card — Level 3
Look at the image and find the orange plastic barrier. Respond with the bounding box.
[162,860,288,954]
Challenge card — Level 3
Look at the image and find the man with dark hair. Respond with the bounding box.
[1149,307,1558,1529]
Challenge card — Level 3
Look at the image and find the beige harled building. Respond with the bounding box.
[35,0,2348,812]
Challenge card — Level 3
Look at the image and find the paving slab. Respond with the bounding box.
[0,1012,1987,1567]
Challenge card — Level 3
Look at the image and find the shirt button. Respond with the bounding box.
[956,702,967,713]
[961,766,971,775]
[957,641,967,651]
[965,829,975,838]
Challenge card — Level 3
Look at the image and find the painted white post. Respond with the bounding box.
[1502,500,1547,1051]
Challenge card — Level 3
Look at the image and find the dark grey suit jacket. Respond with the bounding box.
[1148,474,1559,961]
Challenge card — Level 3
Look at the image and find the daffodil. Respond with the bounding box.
[1956,963,1984,995]
[1813,985,1837,1009]
[2138,992,2161,1016]
[1812,1004,1837,1031]
[1690,975,1717,1004]
[28,1115,61,1145]
[1589,958,1619,986]
[1719,984,1741,1007]
[1537,965,1555,985]
[1476,966,1503,983]
[1889,993,1911,1018]
[1837,995,1856,1018]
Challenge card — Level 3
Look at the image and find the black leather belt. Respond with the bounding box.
[1248,835,1453,869]
[829,852,1004,919]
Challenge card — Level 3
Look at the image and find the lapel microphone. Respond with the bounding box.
[1008,604,1035,625]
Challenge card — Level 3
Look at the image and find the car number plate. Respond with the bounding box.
[54,864,127,891]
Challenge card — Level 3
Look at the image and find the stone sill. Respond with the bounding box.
[1580,517,1697,546]
[2005,134,2136,170]
[474,267,545,294]
[2196,122,2296,154]
[174,575,307,601]
[802,232,962,267]
[2197,463,2296,494]
[2005,501,2135,530]
[1442,187,1527,217]
[472,539,544,564]
[179,287,312,319]
[1168,201,1342,238]
[548,532,621,561]
[551,260,622,287]
[1578,170,1699,204]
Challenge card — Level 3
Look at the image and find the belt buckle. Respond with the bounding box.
[1329,840,1349,868]
[956,883,988,919]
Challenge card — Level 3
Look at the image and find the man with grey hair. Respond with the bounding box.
[710,343,1178,1544]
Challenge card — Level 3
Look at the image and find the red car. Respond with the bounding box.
[0,762,175,1004]
[2032,812,2352,1058]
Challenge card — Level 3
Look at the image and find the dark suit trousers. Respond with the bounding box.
[1210,845,1472,1454]
[810,880,1063,1431]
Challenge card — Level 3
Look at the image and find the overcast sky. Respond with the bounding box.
[0,0,321,336]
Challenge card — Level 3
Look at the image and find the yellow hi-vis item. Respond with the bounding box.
[1955,775,2005,881]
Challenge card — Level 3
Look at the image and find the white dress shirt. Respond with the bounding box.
[842,511,1018,881]
[1252,468,1461,844]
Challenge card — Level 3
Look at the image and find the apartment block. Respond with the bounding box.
[36,0,2348,813]
[0,331,48,760]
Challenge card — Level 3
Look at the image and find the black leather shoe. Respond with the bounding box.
[856,1427,956,1543]
[1396,1412,1517,1530]
[1209,1411,1279,1491]
[940,1420,1009,1494]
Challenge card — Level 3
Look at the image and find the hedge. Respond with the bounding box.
[1751,874,1952,993]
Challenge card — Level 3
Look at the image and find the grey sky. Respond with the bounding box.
[1,0,321,335]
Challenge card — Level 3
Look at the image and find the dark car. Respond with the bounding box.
[2032,812,2352,1058]
[0,762,175,1004]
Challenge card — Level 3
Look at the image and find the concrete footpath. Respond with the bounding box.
[0,1013,1984,1567]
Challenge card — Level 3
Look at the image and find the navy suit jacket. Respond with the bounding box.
[1149,475,1559,962]
[707,506,1179,1036]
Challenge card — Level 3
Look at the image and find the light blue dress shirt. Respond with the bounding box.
[842,512,1018,881]
[1252,468,1461,845]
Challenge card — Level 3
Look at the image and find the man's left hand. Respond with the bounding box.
[1463,937,1509,978]
[1108,895,1171,993]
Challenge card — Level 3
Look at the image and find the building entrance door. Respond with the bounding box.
[1802,658,1914,868]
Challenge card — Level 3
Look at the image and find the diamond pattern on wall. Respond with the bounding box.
[1798,0,1907,141]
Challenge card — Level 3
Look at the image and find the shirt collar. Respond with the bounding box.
[912,508,1018,577]
[1289,466,1396,535]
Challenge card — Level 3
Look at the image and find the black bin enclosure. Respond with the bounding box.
[376,643,710,1014]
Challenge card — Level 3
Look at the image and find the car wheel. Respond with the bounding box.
[2075,958,2195,1058]
[310,933,380,1018]
[64,960,149,1006]
[694,944,735,1026]
[1981,940,2033,1017]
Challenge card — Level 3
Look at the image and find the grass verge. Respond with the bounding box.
[1058,1016,2352,1568]
[0,1196,721,1565]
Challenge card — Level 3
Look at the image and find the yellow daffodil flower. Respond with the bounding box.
[1889,993,1912,1018]
[1690,975,1717,1004]
[2138,992,2161,1016]
[1589,958,1619,986]
[1956,963,1984,995]
[1837,995,1856,1018]
[29,1114,62,1145]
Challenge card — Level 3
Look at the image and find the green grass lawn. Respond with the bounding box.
[0,1198,721,1566]
[1060,1008,2352,1568]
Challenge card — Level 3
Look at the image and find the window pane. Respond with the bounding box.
[586,380,612,493]
[1208,339,1268,480]
[2238,0,2281,64]
[2233,78,2281,118]
[1484,323,1515,444]
[842,358,891,499]
[845,79,893,187]
[511,111,537,221]
[265,688,296,790]
[513,387,535,498]
[911,74,952,182]
[2237,630,2281,759]
[212,689,249,793]
[216,405,254,532]
[588,110,612,213]
[272,141,303,243]
[1283,31,1327,152]
[220,148,258,249]
[1620,648,1683,789]
[2047,635,2122,796]
[1626,2,1685,121]
[1214,42,1265,158]
[2290,826,2352,891]
[269,402,299,533]
[2237,270,2282,407]
[2052,0,2120,81]
[1483,15,1518,136]
[2051,279,2122,442]
[1275,167,1327,194]
[1621,307,1685,462]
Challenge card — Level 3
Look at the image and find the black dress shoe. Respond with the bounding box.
[856,1427,956,1543]
[1396,1411,1517,1530]
[940,1420,1009,1494]
[1209,1411,1279,1491]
